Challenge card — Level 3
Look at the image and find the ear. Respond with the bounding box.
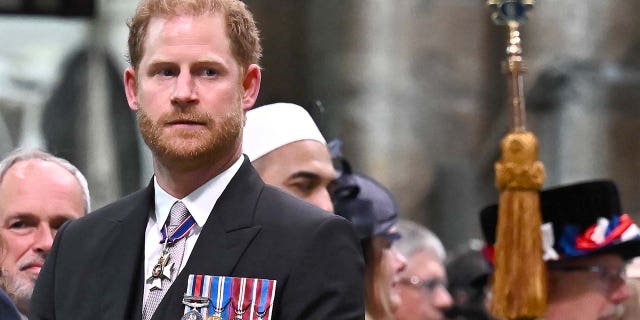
[240,64,261,112]
[124,67,139,111]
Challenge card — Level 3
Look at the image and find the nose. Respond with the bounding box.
[392,248,407,273]
[609,280,632,305]
[433,284,454,309]
[33,225,55,254]
[171,72,197,106]
[610,280,632,302]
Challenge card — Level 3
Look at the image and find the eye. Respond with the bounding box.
[199,68,217,77]
[5,216,38,235]
[159,69,176,77]
[50,217,71,231]
[9,220,29,229]
[291,180,315,196]
[149,64,177,78]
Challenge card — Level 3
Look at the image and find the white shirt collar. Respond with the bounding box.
[152,156,244,229]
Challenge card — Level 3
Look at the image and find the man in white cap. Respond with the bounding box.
[243,102,336,212]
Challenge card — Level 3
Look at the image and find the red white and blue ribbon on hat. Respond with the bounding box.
[558,213,640,258]
[182,274,277,320]
[483,214,640,263]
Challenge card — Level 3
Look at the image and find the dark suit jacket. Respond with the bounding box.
[0,288,20,320]
[30,158,365,319]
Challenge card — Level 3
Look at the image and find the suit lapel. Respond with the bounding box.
[100,184,154,320]
[153,158,264,320]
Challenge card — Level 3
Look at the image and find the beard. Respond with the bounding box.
[137,102,244,170]
[1,254,44,314]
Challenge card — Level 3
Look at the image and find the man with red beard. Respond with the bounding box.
[0,149,89,318]
[30,1,364,320]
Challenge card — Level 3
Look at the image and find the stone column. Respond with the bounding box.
[307,0,489,248]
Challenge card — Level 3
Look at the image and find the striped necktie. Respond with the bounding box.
[143,201,194,320]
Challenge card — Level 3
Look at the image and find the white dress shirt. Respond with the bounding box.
[142,156,243,306]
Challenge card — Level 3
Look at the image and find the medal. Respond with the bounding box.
[183,274,230,319]
[233,309,249,320]
[253,278,276,320]
[231,277,252,320]
[181,310,204,320]
[233,307,250,320]
[182,295,210,309]
[182,275,212,318]
[149,214,197,290]
[148,242,174,290]
[255,303,271,320]
[209,276,231,320]
[210,300,230,320]
[183,275,277,320]
[151,248,172,278]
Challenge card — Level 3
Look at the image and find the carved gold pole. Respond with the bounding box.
[486,1,546,319]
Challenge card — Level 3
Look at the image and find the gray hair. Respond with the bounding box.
[0,148,91,213]
[394,219,446,261]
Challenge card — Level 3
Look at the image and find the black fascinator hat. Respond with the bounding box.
[329,140,400,241]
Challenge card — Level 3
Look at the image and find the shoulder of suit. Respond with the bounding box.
[69,187,151,226]
[257,184,346,225]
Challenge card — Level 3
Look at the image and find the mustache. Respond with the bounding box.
[17,254,47,272]
[600,304,624,319]
[161,111,212,124]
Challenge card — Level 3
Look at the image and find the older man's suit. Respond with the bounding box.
[0,288,20,320]
[30,158,365,319]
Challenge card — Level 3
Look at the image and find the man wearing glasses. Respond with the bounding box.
[481,180,640,320]
[393,219,453,320]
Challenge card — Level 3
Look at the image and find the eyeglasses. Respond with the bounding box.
[400,276,448,295]
[548,264,627,289]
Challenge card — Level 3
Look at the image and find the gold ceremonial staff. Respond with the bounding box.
[486,1,546,319]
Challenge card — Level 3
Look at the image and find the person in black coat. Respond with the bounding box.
[29,0,364,319]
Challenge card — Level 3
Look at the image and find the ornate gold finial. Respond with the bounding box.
[487,0,535,25]
[495,131,545,191]
[486,1,547,319]
[488,0,535,131]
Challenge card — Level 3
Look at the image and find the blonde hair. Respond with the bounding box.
[127,0,262,70]
[364,237,395,319]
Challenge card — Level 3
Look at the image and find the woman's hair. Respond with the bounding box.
[330,148,401,319]
[363,237,395,319]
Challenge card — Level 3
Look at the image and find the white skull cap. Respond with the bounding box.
[242,103,326,161]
